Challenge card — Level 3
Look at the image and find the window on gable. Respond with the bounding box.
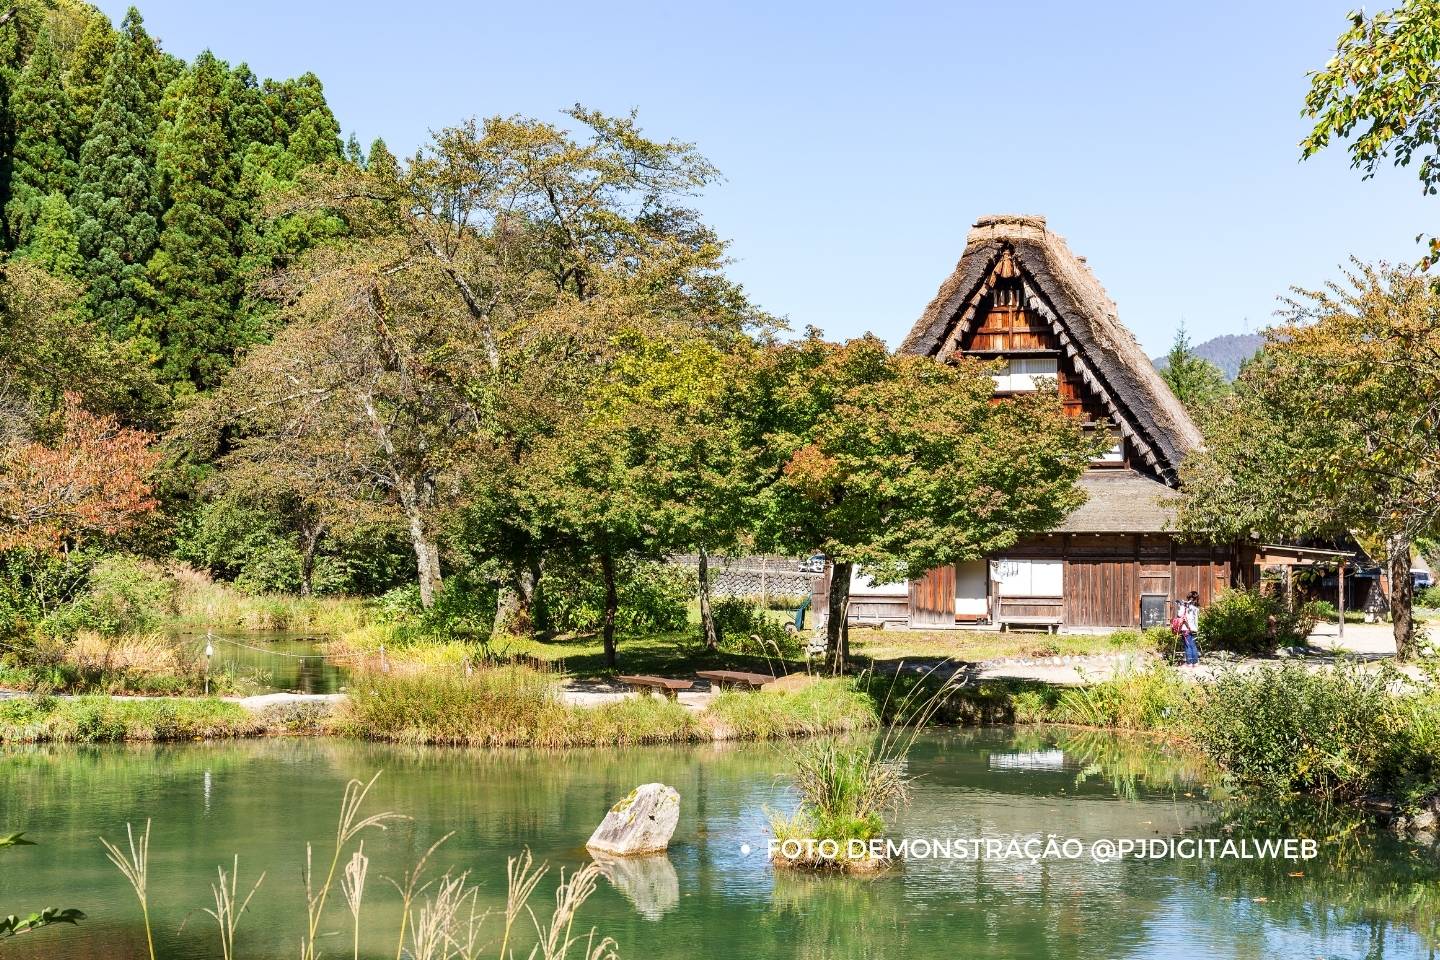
[991,357,1058,392]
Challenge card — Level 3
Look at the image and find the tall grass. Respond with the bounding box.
[338,662,877,749]
[169,568,370,634]
[0,695,263,743]
[98,773,619,960]
[768,667,958,871]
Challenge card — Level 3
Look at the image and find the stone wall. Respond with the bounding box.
[667,554,819,600]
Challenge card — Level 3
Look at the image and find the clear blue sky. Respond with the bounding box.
[99,0,1428,355]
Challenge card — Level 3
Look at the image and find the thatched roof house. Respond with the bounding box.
[834,214,1236,632]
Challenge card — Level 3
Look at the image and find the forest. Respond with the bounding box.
[0,0,1097,671]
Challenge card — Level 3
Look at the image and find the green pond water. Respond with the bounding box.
[174,632,348,694]
[2,729,1438,959]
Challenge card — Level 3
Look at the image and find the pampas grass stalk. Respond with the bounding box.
[100,820,154,960]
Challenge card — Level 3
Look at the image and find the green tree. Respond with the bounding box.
[70,13,160,340]
[63,8,115,134]
[751,334,1098,670]
[20,191,82,275]
[144,50,245,392]
[1158,323,1228,415]
[4,27,77,250]
[1302,0,1440,265]
[1178,262,1440,660]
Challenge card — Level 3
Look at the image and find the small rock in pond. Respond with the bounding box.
[587,783,680,856]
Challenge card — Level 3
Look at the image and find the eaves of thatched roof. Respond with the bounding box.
[899,214,1202,485]
[1055,471,1177,533]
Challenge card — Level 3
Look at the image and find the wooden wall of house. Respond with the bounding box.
[982,534,1233,629]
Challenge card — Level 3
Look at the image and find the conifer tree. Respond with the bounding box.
[64,9,115,134]
[5,28,77,249]
[21,192,82,276]
[146,50,244,392]
[70,19,159,340]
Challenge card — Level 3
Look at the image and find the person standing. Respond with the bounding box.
[1177,590,1201,666]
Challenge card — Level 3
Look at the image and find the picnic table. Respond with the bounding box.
[695,669,775,691]
[615,675,694,699]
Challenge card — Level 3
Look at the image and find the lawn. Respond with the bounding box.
[335,617,1155,682]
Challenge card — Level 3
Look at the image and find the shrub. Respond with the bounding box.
[42,556,175,638]
[711,596,800,658]
[542,558,692,636]
[1185,662,1392,797]
[1417,585,1440,610]
[1051,663,1186,730]
[1199,587,1315,656]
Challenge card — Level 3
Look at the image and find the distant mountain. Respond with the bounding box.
[1152,333,1264,381]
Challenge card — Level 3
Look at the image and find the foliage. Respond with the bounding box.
[1198,587,1317,656]
[1180,262,1440,658]
[1186,662,1395,797]
[1301,0,1440,265]
[710,595,800,658]
[0,832,84,942]
[41,554,174,637]
[1157,323,1228,415]
[0,392,161,552]
[540,558,692,637]
[1051,663,1187,730]
[751,333,1099,664]
[1417,585,1440,608]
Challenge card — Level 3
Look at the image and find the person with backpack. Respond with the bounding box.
[1171,591,1201,666]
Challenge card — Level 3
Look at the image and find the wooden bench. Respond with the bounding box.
[695,669,775,690]
[615,675,694,699]
[998,616,1063,634]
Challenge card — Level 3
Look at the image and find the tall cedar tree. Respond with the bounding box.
[5,28,77,251]
[70,11,161,340]
[1158,323,1228,416]
[145,50,244,392]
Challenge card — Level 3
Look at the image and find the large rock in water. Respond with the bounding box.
[587,783,680,856]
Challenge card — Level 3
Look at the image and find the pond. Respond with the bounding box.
[2,729,1437,959]
[173,632,350,695]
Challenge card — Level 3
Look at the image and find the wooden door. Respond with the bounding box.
[909,565,956,628]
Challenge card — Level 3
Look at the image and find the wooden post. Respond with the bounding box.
[1337,560,1346,640]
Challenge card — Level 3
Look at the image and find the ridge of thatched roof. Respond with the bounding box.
[899,214,1202,484]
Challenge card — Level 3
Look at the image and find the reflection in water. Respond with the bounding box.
[0,730,1436,959]
[174,631,350,694]
[591,852,680,920]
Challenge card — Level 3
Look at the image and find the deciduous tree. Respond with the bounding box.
[0,392,161,552]
[1179,261,1440,659]
[751,334,1097,671]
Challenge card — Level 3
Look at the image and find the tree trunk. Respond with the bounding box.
[600,552,619,669]
[826,561,852,675]
[298,519,324,598]
[406,509,441,609]
[1389,536,1416,661]
[698,548,718,651]
[495,559,540,639]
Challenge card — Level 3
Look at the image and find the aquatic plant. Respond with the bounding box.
[96,772,619,960]
[100,821,154,960]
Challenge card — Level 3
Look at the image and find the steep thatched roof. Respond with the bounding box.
[899,214,1202,484]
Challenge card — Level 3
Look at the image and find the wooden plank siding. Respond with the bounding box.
[908,565,956,628]
[898,535,1236,630]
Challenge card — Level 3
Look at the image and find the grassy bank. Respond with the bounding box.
[0,695,264,743]
[334,665,877,748]
[167,567,371,634]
